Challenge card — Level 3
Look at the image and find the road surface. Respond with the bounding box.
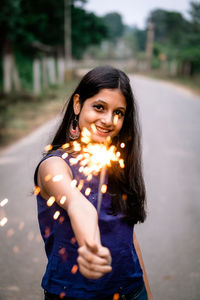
[0,75,200,300]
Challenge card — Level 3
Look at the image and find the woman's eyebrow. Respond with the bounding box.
[93,99,126,111]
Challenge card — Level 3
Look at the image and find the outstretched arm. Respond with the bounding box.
[37,156,112,278]
[133,232,153,300]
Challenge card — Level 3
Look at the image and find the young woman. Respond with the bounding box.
[34,66,153,300]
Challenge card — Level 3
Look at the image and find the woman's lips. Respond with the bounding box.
[95,125,112,136]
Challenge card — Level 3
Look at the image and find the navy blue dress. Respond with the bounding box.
[34,150,143,299]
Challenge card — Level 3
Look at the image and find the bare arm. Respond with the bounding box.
[133,232,153,300]
[37,156,112,278]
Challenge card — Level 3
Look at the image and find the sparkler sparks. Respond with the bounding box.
[52,174,63,182]
[0,198,8,207]
[44,144,53,151]
[34,186,40,195]
[0,217,8,227]
[47,196,56,207]
[71,264,78,274]
[53,211,60,220]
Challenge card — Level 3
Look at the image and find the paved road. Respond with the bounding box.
[0,75,200,300]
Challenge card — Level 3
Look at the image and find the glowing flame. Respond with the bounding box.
[34,186,40,195]
[53,211,60,220]
[113,115,119,126]
[44,174,52,182]
[101,184,107,194]
[0,198,8,207]
[62,152,68,159]
[61,143,70,149]
[71,179,77,188]
[113,293,120,300]
[52,174,63,182]
[71,264,78,274]
[120,142,125,148]
[44,144,53,151]
[85,187,91,196]
[47,196,56,207]
[60,196,66,204]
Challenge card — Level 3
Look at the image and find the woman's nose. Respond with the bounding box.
[101,113,113,126]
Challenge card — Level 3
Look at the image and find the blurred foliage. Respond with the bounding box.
[0,0,108,59]
[148,1,200,75]
[102,13,124,42]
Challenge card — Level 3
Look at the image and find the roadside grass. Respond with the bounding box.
[0,80,78,151]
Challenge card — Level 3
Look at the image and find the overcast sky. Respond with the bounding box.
[84,0,192,29]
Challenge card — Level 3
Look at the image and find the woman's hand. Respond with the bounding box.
[77,241,112,279]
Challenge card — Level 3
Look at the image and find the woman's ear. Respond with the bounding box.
[73,94,81,115]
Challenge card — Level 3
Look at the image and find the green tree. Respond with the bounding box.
[102,12,124,41]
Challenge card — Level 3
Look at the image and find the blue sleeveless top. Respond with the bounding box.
[34,149,143,299]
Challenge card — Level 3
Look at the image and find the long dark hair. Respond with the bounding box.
[51,65,146,224]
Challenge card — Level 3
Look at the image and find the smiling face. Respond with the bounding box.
[73,89,127,143]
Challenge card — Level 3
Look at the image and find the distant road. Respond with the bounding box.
[0,75,200,300]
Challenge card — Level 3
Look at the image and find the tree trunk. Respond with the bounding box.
[33,57,41,95]
[57,49,65,84]
[2,40,21,93]
[42,55,48,89]
[47,56,56,84]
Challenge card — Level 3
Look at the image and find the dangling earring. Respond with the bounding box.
[69,115,80,140]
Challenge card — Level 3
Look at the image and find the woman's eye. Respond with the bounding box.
[93,104,104,111]
[114,110,124,117]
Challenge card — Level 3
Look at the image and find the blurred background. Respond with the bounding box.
[0,0,200,148]
[0,1,200,300]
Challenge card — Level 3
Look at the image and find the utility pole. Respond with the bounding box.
[145,21,154,71]
[64,0,72,81]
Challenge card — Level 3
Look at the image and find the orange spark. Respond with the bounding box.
[122,194,127,201]
[77,180,84,191]
[52,174,63,182]
[53,211,60,220]
[113,115,119,126]
[44,144,53,151]
[91,123,97,133]
[73,141,81,152]
[101,184,107,194]
[47,196,56,207]
[44,174,52,182]
[119,159,125,168]
[34,186,40,196]
[62,152,68,159]
[113,293,120,300]
[85,187,91,196]
[87,174,92,181]
[0,217,8,227]
[61,143,70,149]
[60,196,66,204]
[120,142,125,148]
[71,179,77,188]
[59,292,66,299]
[71,264,78,274]
[0,198,8,207]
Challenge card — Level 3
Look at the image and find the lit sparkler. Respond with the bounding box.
[67,126,125,213]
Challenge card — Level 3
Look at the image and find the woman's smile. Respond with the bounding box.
[73,88,126,143]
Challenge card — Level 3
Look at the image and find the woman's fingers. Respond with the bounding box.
[97,246,112,265]
[78,262,104,279]
[77,255,112,274]
[77,244,112,279]
[78,245,109,266]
